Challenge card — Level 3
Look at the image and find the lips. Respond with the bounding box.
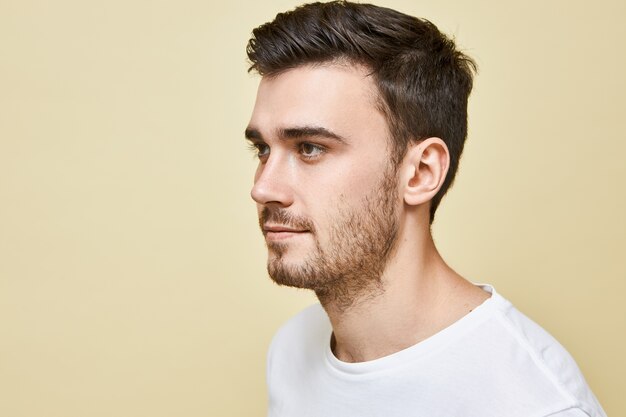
[263,225,306,233]
[263,224,309,241]
[263,224,308,234]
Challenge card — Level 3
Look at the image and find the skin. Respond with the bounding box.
[246,63,490,363]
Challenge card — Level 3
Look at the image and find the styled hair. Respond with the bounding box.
[247,1,476,224]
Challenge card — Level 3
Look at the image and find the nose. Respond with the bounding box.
[250,155,294,207]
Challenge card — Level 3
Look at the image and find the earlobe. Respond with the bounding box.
[402,138,449,206]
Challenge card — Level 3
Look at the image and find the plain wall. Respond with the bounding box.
[0,0,624,415]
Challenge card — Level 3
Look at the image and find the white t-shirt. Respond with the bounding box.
[266,285,606,417]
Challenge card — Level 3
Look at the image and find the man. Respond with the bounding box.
[244,1,606,416]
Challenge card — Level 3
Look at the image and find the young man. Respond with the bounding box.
[244,2,606,416]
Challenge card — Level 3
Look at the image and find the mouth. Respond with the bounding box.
[263,224,309,240]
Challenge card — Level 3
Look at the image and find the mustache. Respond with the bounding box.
[260,207,316,233]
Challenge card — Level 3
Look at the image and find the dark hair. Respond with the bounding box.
[247,1,476,224]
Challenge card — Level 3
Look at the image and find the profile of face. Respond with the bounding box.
[246,64,402,307]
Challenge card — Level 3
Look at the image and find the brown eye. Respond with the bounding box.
[299,142,324,159]
[256,143,270,157]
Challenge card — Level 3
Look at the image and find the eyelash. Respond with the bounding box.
[246,142,326,161]
[247,142,269,159]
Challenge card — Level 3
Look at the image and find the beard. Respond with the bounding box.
[259,164,400,310]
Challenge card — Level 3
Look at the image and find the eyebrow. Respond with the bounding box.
[245,125,348,145]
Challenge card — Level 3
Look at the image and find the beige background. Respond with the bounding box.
[0,0,624,415]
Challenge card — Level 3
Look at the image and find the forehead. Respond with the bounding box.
[248,63,390,146]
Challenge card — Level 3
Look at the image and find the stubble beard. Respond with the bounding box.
[261,164,400,311]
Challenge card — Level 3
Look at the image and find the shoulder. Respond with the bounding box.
[267,303,331,362]
[265,303,331,389]
[482,286,606,417]
[271,303,329,346]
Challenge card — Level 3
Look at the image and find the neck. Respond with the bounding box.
[319,216,490,363]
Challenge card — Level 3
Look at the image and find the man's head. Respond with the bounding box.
[247,0,476,224]
[245,1,476,306]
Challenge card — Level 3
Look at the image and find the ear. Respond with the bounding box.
[400,138,450,206]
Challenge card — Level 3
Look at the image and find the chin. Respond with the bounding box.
[267,256,318,289]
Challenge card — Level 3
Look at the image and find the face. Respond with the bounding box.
[246,64,401,307]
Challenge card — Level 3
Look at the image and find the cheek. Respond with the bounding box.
[333,166,386,202]
[305,178,372,225]
[297,153,393,217]
[302,178,363,214]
